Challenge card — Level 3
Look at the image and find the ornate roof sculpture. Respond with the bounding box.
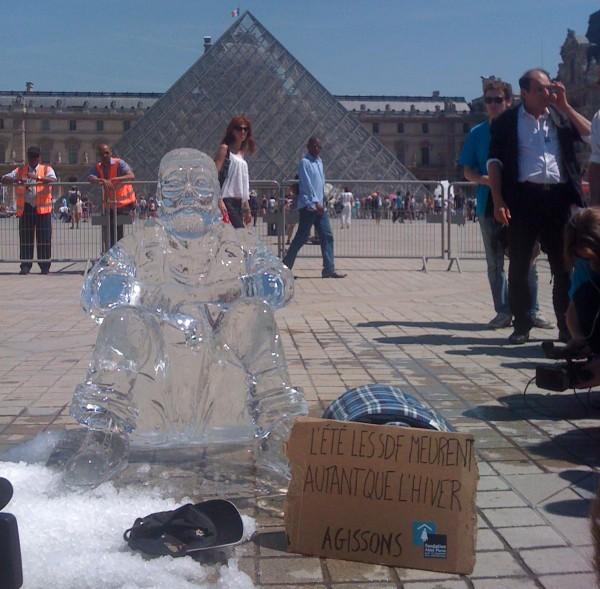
[114,11,418,184]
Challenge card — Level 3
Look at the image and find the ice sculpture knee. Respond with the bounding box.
[69,148,305,487]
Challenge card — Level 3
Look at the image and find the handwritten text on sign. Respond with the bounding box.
[285,418,478,575]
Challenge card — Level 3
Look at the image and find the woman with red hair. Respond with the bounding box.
[214,115,256,228]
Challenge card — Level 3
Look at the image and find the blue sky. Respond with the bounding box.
[2,0,596,100]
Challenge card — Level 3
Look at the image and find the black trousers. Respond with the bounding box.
[19,203,51,272]
[223,197,244,229]
[101,206,132,250]
[508,183,572,334]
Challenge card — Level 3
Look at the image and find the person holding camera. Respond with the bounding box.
[488,68,591,345]
[460,78,552,331]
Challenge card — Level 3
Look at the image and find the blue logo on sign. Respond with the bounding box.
[412,521,436,545]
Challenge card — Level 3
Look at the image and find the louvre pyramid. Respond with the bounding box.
[115,11,417,184]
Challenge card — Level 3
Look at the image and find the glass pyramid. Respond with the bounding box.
[115,11,417,184]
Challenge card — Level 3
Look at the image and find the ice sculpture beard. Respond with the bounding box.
[157,149,222,241]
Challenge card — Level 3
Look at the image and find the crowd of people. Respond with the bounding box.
[4,67,600,341]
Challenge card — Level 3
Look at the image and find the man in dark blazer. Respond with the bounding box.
[488,68,591,344]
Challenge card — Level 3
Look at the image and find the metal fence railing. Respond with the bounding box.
[0,180,158,265]
[273,179,446,267]
[6,177,534,269]
[446,182,483,271]
[0,180,282,265]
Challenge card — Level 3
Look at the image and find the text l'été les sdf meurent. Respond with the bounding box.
[301,424,475,513]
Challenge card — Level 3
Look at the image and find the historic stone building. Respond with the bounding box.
[557,9,600,119]
[0,87,477,182]
[338,94,480,180]
[0,89,159,179]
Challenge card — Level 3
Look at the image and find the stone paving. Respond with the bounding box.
[0,256,598,588]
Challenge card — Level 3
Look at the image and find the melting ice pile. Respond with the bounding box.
[1,461,256,589]
[67,148,307,488]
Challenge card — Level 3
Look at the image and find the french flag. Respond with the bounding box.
[231,7,239,17]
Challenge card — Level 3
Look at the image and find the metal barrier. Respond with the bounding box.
[247,180,281,256]
[277,179,445,267]
[0,180,157,265]
[0,179,280,265]
[446,181,484,271]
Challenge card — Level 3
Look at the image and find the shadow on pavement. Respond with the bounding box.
[356,320,488,331]
[528,427,600,468]
[253,530,288,554]
[463,391,600,423]
[543,497,591,518]
[374,334,508,347]
[446,345,544,359]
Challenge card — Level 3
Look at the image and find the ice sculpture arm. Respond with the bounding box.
[241,244,294,309]
[81,243,143,321]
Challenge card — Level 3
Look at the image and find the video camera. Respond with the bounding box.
[535,341,594,392]
[0,477,23,589]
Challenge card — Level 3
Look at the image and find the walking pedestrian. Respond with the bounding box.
[282,137,346,278]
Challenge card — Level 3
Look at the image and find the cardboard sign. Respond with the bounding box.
[284,417,478,574]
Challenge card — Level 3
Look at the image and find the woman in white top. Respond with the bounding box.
[214,116,255,228]
[339,186,354,229]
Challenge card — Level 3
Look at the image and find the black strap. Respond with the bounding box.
[218,148,230,188]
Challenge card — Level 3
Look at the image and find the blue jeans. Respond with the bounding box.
[283,208,335,274]
[479,216,539,316]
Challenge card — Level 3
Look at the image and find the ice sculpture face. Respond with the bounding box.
[157,148,221,239]
[68,148,306,489]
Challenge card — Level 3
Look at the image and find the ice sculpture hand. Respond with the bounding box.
[68,149,306,489]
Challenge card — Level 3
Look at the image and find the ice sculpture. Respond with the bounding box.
[67,148,307,488]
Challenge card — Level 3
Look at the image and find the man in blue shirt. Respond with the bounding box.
[283,137,345,278]
[459,79,551,331]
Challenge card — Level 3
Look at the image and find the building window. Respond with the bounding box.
[463,123,470,133]
[420,146,430,166]
[0,119,4,130]
[41,148,51,163]
[123,120,131,132]
[68,147,78,165]
[397,122,404,133]
[395,142,405,162]
[69,120,77,131]
[422,122,429,134]
[0,146,5,163]
[372,122,379,134]
[41,119,50,131]
[96,120,104,132]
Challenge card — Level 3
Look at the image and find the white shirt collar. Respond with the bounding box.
[519,104,550,122]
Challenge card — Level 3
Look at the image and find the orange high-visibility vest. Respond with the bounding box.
[15,164,53,216]
[95,159,136,208]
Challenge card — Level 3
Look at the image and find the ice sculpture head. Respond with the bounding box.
[157,148,221,239]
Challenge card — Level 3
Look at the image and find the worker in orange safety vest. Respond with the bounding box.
[88,143,136,249]
[1,146,57,274]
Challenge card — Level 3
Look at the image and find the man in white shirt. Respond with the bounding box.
[1,146,57,274]
[488,68,591,344]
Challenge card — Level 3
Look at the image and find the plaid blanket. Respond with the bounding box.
[322,384,452,432]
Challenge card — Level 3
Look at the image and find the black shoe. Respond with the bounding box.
[19,267,30,275]
[40,268,50,275]
[508,330,530,345]
[322,271,347,279]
